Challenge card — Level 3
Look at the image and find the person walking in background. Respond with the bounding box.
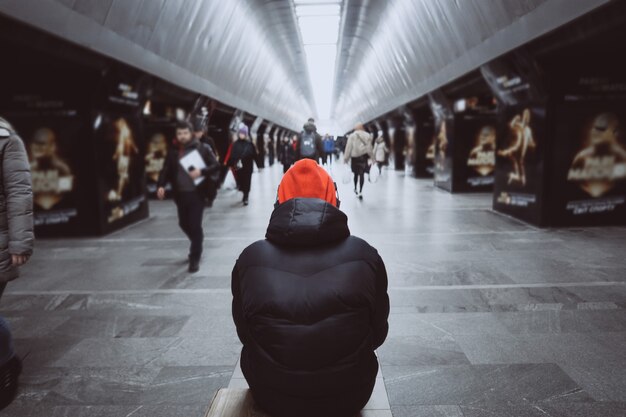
[224,123,258,206]
[296,118,323,162]
[322,133,334,165]
[192,117,219,160]
[281,134,297,174]
[0,117,33,299]
[373,133,389,175]
[232,159,389,417]
[157,121,220,273]
[267,136,275,167]
[191,118,220,207]
[344,123,374,199]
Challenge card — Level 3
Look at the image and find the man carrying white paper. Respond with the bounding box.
[157,121,219,272]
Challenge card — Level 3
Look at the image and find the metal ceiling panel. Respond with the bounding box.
[0,0,313,130]
[332,0,611,131]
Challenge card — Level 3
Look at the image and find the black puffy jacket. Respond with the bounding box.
[232,198,389,417]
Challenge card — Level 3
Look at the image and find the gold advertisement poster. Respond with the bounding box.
[467,125,496,177]
[95,113,145,225]
[498,108,536,187]
[567,113,626,198]
[144,131,169,194]
[29,128,75,211]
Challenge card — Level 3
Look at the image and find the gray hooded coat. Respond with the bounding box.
[0,117,34,283]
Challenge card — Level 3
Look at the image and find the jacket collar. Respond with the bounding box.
[266,198,350,247]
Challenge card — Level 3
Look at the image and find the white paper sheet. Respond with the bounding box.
[179,149,206,185]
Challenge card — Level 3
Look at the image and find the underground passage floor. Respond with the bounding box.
[1,163,626,417]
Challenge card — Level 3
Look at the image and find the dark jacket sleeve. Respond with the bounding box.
[316,133,324,158]
[231,261,251,345]
[372,254,390,349]
[295,135,301,160]
[199,144,220,179]
[157,151,175,188]
[251,143,260,169]
[4,136,34,256]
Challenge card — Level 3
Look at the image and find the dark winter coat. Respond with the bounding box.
[281,141,297,167]
[225,139,258,193]
[232,198,389,417]
[0,118,33,283]
[157,139,220,198]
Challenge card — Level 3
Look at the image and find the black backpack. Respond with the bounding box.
[300,131,316,158]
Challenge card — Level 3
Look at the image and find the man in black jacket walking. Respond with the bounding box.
[231,159,389,417]
[157,121,219,272]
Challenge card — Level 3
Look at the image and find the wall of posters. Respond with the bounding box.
[0,48,101,235]
[429,91,454,191]
[144,122,174,197]
[482,51,549,226]
[94,67,150,233]
[493,105,547,225]
[452,97,497,192]
[548,74,626,226]
[412,108,435,178]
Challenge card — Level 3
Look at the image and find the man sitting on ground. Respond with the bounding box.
[231,159,389,417]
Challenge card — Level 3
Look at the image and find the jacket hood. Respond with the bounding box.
[0,117,14,139]
[354,130,371,144]
[266,198,350,247]
[303,122,316,133]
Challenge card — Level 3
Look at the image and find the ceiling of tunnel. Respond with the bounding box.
[331,0,611,131]
[0,0,614,133]
[0,0,315,130]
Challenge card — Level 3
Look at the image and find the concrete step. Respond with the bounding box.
[205,388,393,417]
[205,389,269,417]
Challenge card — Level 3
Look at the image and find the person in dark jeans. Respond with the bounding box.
[157,121,219,272]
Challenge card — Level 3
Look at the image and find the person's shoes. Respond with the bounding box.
[188,258,200,273]
[243,198,249,206]
[354,188,358,195]
[358,191,363,199]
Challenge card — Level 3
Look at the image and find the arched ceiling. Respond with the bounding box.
[0,0,614,133]
[332,0,611,131]
[0,0,314,130]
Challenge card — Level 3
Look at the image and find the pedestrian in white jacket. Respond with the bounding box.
[344,124,374,198]
[372,135,389,175]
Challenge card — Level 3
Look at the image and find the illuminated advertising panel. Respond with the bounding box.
[550,74,626,225]
[413,109,435,178]
[429,91,454,191]
[94,67,149,232]
[482,52,548,225]
[144,123,174,197]
[453,96,497,192]
[0,65,98,235]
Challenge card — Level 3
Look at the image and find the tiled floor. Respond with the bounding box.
[1,163,626,416]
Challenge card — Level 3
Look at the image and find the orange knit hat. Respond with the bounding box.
[277,159,337,206]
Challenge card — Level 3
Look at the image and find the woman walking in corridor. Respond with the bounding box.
[224,123,258,206]
[344,123,374,198]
